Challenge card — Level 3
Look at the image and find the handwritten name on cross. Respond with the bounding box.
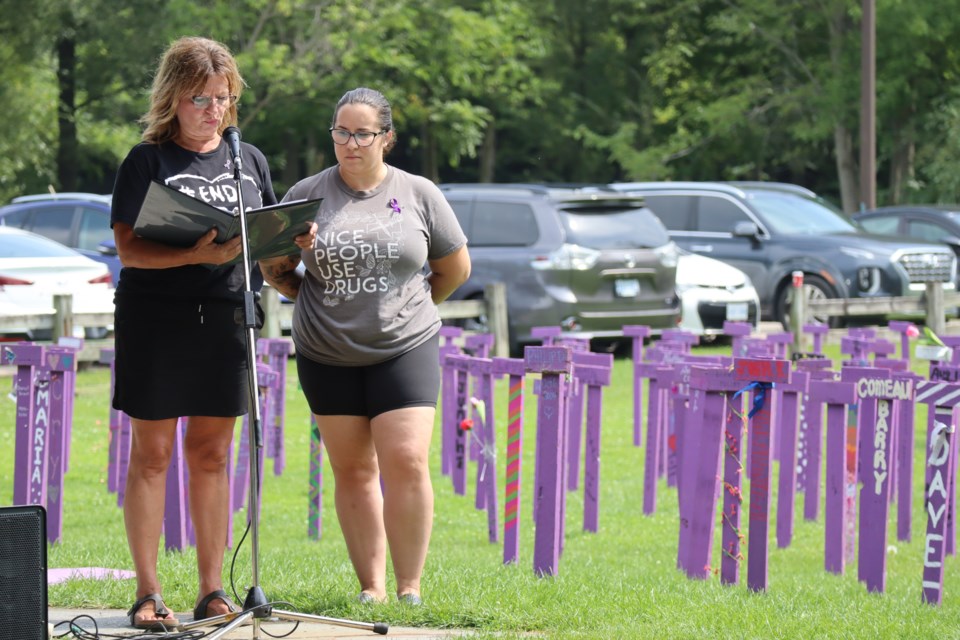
[855,373,914,593]
[467,356,498,543]
[840,365,891,566]
[795,358,835,522]
[444,353,473,497]
[914,380,960,605]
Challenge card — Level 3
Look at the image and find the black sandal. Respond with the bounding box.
[193,589,241,622]
[127,593,179,630]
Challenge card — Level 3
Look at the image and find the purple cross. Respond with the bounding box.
[887,320,916,363]
[776,370,809,549]
[525,346,572,577]
[439,326,464,477]
[677,365,743,581]
[854,374,915,593]
[795,359,835,521]
[914,380,960,605]
[444,354,473,497]
[803,323,830,355]
[624,325,651,448]
[493,356,527,565]
[723,320,754,358]
[809,378,857,575]
[733,357,791,591]
[570,352,613,533]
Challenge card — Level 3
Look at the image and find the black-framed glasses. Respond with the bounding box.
[329,128,386,147]
[189,94,238,109]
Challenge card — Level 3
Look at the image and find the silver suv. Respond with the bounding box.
[608,181,957,328]
[439,184,681,353]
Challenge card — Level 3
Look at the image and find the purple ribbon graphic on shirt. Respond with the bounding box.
[389,198,402,214]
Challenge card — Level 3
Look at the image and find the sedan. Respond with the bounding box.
[0,192,121,285]
[675,251,760,337]
[0,227,115,340]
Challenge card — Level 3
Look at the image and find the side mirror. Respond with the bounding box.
[732,221,759,238]
[98,240,118,256]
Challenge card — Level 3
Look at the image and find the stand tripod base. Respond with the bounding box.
[179,602,388,638]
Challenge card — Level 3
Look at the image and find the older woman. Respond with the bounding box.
[111,36,312,630]
[260,87,471,605]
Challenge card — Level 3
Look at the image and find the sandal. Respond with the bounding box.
[127,593,180,630]
[193,589,241,622]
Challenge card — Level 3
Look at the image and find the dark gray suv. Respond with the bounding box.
[608,181,957,328]
[439,184,681,353]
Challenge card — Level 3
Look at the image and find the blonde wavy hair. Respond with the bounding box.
[140,37,245,144]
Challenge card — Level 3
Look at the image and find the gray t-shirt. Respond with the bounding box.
[284,165,466,365]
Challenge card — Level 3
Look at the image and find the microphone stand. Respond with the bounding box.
[180,132,387,639]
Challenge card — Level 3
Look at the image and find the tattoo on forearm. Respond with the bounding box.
[262,255,303,299]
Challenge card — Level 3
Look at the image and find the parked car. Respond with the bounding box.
[607,181,957,328]
[852,205,960,280]
[676,250,760,337]
[0,226,115,341]
[438,184,682,353]
[0,192,120,285]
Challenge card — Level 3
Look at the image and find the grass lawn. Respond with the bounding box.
[0,341,957,639]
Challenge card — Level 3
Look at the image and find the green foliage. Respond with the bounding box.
[912,89,960,203]
[1,0,959,204]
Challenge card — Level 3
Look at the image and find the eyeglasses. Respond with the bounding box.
[189,94,238,109]
[329,128,386,147]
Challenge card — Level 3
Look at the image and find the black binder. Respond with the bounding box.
[133,180,320,266]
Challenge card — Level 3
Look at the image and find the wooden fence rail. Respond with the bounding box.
[790,281,960,352]
[262,281,510,357]
[6,281,950,362]
[0,283,511,361]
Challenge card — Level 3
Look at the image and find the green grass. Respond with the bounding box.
[1,342,958,639]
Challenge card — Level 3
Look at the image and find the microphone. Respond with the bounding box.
[223,126,243,172]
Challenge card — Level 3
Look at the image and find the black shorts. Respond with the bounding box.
[113,294,261,420]
[296,333,440,418]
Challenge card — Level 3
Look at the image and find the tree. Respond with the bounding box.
[874,0,960,204]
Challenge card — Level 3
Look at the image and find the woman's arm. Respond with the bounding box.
[260,254,305,300]
[113,222,242,268]
[427,245,471,304]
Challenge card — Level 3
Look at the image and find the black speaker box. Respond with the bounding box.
[0,505,47,640]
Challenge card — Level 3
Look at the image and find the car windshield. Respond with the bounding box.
[560,206,671,249]
[744,190,856,235]
[0,231,80,258]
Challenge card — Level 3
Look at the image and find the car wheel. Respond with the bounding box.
[775,274,840,330]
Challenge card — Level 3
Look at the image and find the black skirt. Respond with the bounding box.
[112,294,259,420]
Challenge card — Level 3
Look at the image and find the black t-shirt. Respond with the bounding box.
[111,139,277,300]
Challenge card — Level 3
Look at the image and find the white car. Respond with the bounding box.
[0,226,115,340]
[675,251,760,337]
